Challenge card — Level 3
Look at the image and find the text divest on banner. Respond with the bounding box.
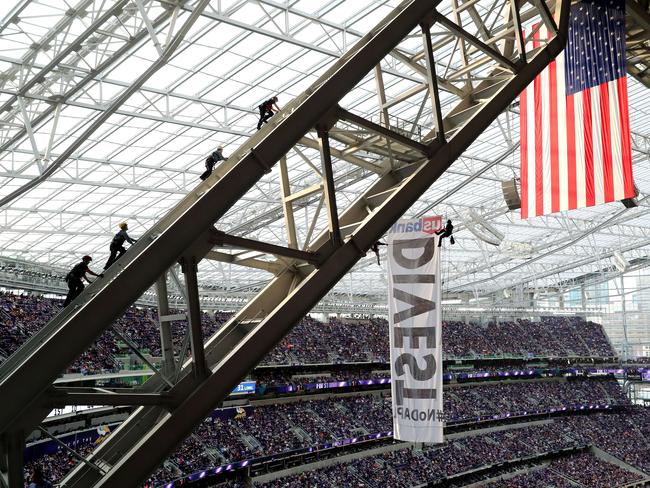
[387,216,444,443]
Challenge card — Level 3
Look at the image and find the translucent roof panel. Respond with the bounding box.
[0,0,647,306]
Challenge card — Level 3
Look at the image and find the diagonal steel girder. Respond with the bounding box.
[74,6,570,488]
[93,15,568,488]
[0,0,453,452]
[0,0,569,485]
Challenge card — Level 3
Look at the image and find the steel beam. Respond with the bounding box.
[420,22,446,142]
[336,107,430,155]
[0,430,23,488]
[0,0,30,36]
[299,136,384,173]
[278,156,299,249]
[62,271,299,488]
[0,0,570,485]
[317,127,343,246]
[180,257,208,380]
[204,251,283,274]
[435,14,517,73]
[156,273,176,381]
[283,183,323,204]
[210,229,320,265]
[46,389,174,407]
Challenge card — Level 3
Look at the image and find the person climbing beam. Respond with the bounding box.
[257,96,280,130]
[64,255,102,307]
[104,222,137,270]
[200,145,228,181]
[435,219,455,248]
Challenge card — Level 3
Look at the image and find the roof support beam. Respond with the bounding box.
[0,0,214,209]
[0,2,172,155]
[47,388,175,407]
[0,0,131,115]
[337,106,431,155]
[210,229,321,265]
[204,251,283,274]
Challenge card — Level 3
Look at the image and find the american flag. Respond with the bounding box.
[519,0,635,219]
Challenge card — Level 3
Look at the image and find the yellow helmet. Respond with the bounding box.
[119,222,128,230]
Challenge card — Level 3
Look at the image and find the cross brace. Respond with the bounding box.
[0,0,569,486]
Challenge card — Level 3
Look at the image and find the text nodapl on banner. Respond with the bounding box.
[387,216,444,443]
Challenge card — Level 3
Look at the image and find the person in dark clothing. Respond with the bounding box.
[370,241,387,265]
[64,256,102,307]
[436,219,454,247]
[200,146,228,181]
[104,222,137,270]
[257,96,279,130]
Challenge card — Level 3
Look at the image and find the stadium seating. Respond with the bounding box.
[23,378,628,485]
[0,292,616,375]
[6,290,625,487]
[252,415,648,488]
[483,452,644,488]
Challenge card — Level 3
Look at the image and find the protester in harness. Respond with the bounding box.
[64,255,103,307]
[257,96,280,130]
[370,241,387,265]
[200,146,228,181]
[104,222,137,270]
[436,219,455,247]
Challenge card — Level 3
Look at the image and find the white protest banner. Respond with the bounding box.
[387,215,444,443]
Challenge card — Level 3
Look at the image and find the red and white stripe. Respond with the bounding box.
[519,26,635,219]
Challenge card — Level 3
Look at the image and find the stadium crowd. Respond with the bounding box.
[253,417,646,488]
[0,293,120,373]
[24,378,629,485]
[0,293,616,374]
[5,290,626,487]
[483,452,644,487]
[0,293,230,373]
[442,316,615,358]
[145,378,628,475]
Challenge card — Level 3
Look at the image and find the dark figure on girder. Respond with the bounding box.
[436,219,455,247]
[257,96,280,130]
[104,222,137,270]
[64,255,102,307]
[200,146,228,181]
[371,241,387,265]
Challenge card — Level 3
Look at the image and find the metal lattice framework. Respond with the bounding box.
[0,0,578,485]
[0,0,646,309]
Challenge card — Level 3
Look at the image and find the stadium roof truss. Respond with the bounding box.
[0,0,577,485]
[0,0,647,312]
